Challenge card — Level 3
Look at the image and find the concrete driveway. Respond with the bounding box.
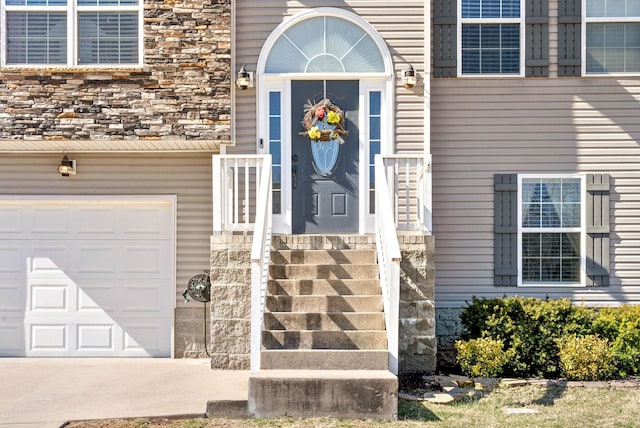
[0,358,249,428]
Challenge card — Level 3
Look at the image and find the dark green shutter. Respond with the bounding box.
[586,174,610,286]
[494,174,518,286]
[525,0,549,77]
[558,0,582,76]
[434,0,457,78]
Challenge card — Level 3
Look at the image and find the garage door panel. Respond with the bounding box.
[30,324,69,352]
[122,321,170,357]
[0,207,21,233]
[0,282,24,311]
[0,322,24,355]
[29,246,69,273]
[0,198,175,357]
[121,206,172,237]
[0,246,23,273]
[30,284,71,313]
[77,284,117,313]
[77,324,115,352]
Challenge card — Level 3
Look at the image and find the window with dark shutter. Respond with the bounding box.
[494,173,610,287]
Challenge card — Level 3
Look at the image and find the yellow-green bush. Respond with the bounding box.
[556,334,615,381]
[455,337,509,378]
[593,305,640,376]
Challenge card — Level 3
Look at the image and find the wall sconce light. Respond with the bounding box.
[401,65,418,89]
[58,154,76,176]
[236,65,254,90]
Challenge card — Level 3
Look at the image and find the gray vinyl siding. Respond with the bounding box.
[431,77,640,308]
[232,0,426,154]
[0,153,212,306]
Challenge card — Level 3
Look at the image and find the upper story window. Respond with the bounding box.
[459,0,524,76]
[2,0,141,66]
[519,176,585,286]
[585,0,640,74]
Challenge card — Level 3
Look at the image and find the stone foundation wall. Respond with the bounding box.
[0,0,230,142]
[398,235,437,374]
[435,307,464,372]
[175,306,211,358]
[209,233,252,370]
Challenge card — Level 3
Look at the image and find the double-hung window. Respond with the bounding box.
[459,0,524,75]
[585,0,640,74]
[519,176,585,286]
[2,0,141,66]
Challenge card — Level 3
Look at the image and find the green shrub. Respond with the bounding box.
[593,305,640,376]
[460,296,595,378]
[455,337,509,378]
[556,334,615,381]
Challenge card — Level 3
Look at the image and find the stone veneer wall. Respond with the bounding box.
[398,235,436,374]
[435,307,464,372]
[0,0,230,141]
[209,233,252,370]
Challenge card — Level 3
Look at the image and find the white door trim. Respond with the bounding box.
[256,9,395,234]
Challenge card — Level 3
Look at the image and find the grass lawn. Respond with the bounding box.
[65,384,640,428]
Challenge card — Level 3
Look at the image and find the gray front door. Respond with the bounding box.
[291,80,359,234]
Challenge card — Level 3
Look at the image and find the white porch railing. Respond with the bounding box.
[375,154,431,375]
[212,155,272,373]
[212,155,272,233]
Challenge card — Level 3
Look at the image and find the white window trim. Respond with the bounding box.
[581,0,640,76]
[517,174,587,287]
[457,0,526,77]
[0,0,143,68]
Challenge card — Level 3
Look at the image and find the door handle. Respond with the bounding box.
[292,165,297,189]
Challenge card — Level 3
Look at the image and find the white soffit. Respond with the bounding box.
[0,139,222,153]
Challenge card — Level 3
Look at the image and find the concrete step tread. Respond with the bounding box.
[266,295,383,313]
[250,369,396,380]
[260,349,389,370]
[269,279,381,296]
[262,330,388,350]
[269,264,379,280]
[271,249,377,265]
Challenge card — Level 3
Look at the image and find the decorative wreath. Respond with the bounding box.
[299,99,349,144]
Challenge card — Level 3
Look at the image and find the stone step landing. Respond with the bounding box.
[260,349,389,370]
[248,370,398,420]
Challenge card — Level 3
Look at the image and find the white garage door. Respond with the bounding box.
[0,197,175,357]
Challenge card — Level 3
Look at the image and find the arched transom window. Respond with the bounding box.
[265,16,386,73]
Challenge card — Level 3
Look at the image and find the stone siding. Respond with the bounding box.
[398,235,437,374]
[175,306,211,358]
[0,0,230,142]
[209,233,252,370]
[435,307,464,372]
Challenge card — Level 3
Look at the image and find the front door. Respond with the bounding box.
[291,80,359,234]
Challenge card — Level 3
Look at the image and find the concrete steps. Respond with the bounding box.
[249,236,397,420]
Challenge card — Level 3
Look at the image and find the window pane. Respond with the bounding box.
[269,117,281,141]
[7,12,67,64]
[462,0,480,18]
[78,12,138,64]
[522,232,581,284]
[587,23,640,73]
[462,24,520,75]
[369,91,381,115]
